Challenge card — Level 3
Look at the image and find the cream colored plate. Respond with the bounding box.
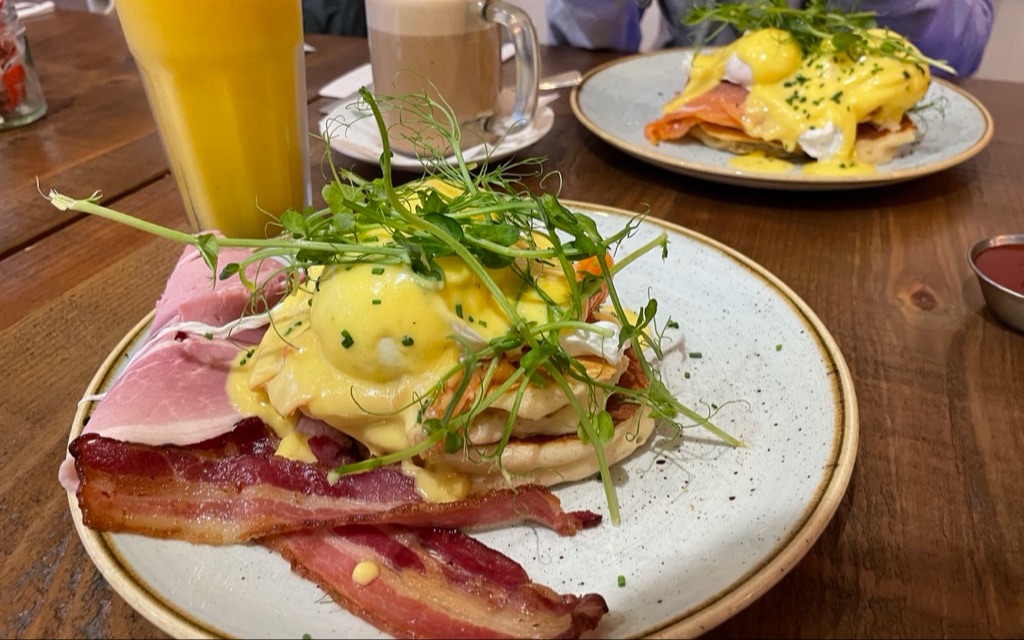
[67,204,858,638]
[571,49,993,191]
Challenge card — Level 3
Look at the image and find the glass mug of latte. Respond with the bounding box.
[365,0,539,156]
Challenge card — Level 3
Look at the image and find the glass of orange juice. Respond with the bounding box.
[115,0,311,238]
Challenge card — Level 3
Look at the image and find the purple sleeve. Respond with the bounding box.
[861,0,994,76]
[545,0,644,52]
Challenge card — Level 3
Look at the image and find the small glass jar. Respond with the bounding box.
[0,0,47,130]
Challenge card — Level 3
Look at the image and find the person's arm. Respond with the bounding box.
[544,0,645,51]
[861,0,994,76]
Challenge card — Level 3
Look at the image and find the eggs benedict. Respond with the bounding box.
[214,178,655,504]
[645,25,933,173]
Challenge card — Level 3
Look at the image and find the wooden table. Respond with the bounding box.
[3,9,1022,639]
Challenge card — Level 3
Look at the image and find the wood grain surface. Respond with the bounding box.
[2,9,1022,640]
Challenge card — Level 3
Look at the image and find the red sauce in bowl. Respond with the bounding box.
[974,244,1024,295]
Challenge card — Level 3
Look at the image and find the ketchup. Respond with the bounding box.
[974,244,1024,295]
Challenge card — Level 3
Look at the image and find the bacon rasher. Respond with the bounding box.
[70,418,600,544]
[265,524,608,639]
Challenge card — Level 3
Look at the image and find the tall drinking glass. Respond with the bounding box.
[115,0,311,238]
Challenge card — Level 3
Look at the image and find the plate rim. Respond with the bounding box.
[318,99,557,169]
[66,203,859,639]
[68,313,217,639]
[584,204,860,637]
[569,47,994,190]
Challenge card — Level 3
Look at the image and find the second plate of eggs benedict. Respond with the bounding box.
[644,9,940,175]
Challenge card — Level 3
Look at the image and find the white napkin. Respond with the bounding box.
[319,42,516,99]
[319,62,373,100]
[15,1,55,19]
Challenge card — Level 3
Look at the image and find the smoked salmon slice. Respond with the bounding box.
[644,82,749,144]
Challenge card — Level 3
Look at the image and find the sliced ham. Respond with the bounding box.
[644,82,749,144]
[151,244,288,334]
[58,331,249,493]
[60,243,289,493]
[265,524,608,639]
[70,418,601,543]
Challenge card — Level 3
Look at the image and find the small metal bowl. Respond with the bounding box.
[968,234,1024,332]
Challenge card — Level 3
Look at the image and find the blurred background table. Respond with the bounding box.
[2,8,1022,639]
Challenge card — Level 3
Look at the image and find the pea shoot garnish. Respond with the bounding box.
[685,0,955,75]
[46,88,741,524]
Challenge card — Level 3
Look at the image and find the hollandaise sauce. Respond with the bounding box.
[728,151,794,173]
[801,159,876,177]
[352,561,380,586]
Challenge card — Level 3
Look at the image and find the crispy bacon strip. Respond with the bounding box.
[644,82,749,144]
[265,524,608,639]
[70,418,600,543]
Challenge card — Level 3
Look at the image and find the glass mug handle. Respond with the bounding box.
[481,0,539,134]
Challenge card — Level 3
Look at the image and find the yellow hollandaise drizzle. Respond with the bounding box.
[728,151,794,173]
[352,561,380,586]
[801,158,876,176]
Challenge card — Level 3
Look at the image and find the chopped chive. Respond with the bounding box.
[203,332,213,340]
[775,343,783,351]
[477,320,487,328]
[666,319,679,329]
[371,299,381,305]
[688,351,702,359]
[684,372,691,379]
[371,266,385,275]
[341,330,354,349]
[617,575,626,587]
[401,336,414,347]
[455,303,463,319]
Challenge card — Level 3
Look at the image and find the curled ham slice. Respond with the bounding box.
[151,244,288,333]
[70,418,600,543]
[265,524,608,639]
[644,82,749,144]
[58,331,249,493]
[60,244,289,493]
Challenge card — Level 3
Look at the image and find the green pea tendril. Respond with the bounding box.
[686,0,955,75]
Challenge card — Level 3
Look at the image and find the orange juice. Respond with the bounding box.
[115,0,310,238]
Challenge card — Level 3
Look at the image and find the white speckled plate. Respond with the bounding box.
[67,203,858,639]
[571,49,993,190]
